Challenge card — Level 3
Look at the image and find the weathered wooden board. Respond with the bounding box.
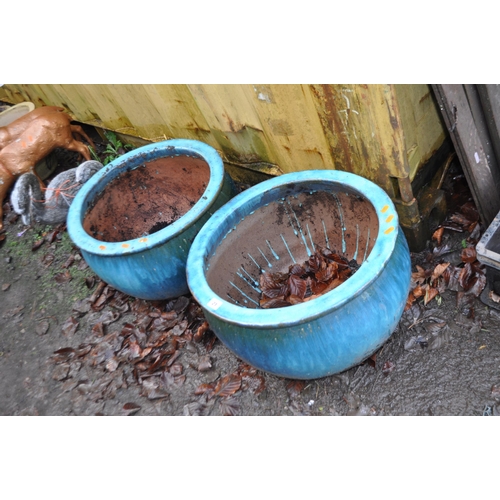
[433,84,500,226]
[395,84,447,179]
[0,83,446,193]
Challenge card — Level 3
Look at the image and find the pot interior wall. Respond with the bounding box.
[205,188,379,309]
[83,156,210,242]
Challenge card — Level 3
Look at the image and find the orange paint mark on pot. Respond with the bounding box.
[384,226,395,235]
[99,245,106,250]
[385,214,394,223]
[139,238,148,243]
[121,243,130,248]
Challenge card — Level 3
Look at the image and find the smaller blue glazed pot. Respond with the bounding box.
[186,170,411,379]
[67,139,236,300]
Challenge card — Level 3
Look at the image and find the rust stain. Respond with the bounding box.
[314,85,353,172]
[391,147,405,173]
[360,140,369,163]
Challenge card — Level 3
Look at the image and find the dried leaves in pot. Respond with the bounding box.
[259,246,359,309]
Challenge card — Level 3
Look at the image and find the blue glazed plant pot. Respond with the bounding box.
[67,139,236,300]
[186,170,411,379]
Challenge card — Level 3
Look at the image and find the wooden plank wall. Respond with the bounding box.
[0,84,446,198]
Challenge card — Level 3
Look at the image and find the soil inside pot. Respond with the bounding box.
[83,156,210,242]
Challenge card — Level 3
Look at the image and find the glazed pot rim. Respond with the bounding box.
[67,139,225,256]
[186,170,400,329]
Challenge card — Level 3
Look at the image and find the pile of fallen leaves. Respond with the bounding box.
[406,200,486,317]
[50,278,266,415]
[259,246,359,308]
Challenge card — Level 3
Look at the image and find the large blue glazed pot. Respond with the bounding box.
[67,139,236,300]
[186,170,411,379]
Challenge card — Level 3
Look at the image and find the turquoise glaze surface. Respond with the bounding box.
[186,170,411,379]
[67,139,236,300]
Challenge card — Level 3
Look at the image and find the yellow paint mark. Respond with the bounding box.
[381,205,389,213]
[384,226,395,235]
[99,245,106,250]
[479,345,487,350]
[139,238,148,243]
[121,243,130,248]
[385,214,394,223]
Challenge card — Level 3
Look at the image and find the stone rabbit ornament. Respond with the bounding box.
[11,160,103,226]
[0,106,95,230]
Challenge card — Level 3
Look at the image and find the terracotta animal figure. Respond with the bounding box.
[0,106,95,230]
[11,160,103,226]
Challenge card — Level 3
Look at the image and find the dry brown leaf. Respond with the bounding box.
[432,227,445,246]
[194,383,215,396]
[219,397,240,416]
[88,281,106,304]
[412,265,429,285]
[286,380,305,397]
[289,274,308,298]
[45,228,60,243]
[459,263,474,291]
[450,212,473,227]
[54,270,72,284]
[122,402,141,415]
[424,287,439,305]
[460,202,480,222]
[213,373,242,398]
[105,357,119,372]
[32,238,46,251]
[52,347,76,363]
[198,355,212,372]
[91,322,104,337]
[141,379,169,400]
[61,316,79,337]
[467,273,487,298]
[260,296,290,309]
[405,292,415,311]
[431,262,450,282]
[41,253,55,267]
[461,247,477,263]
[62,254,75,269]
